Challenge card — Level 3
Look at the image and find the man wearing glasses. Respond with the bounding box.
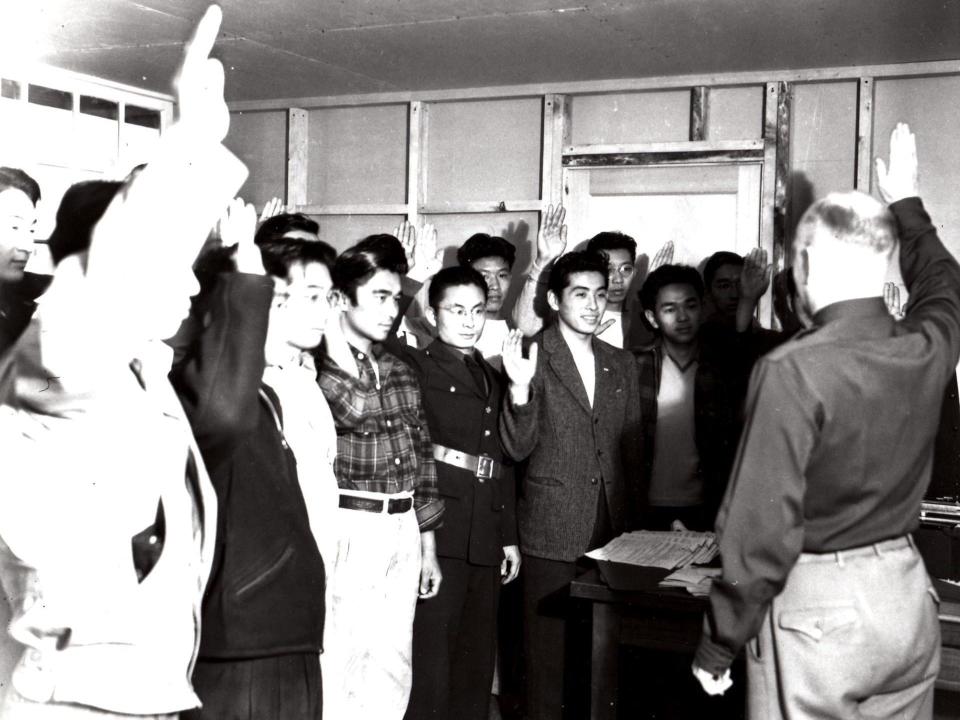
[401,265,520,720]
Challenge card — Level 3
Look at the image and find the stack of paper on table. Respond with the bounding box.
[659,566,722,596]
[585,530,719,570]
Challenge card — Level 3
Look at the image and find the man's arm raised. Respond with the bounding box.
[512,205,567,337]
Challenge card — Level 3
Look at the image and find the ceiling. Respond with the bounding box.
[4,0,959,102]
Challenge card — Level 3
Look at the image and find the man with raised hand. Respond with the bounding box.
[173,199,336,720]
[513,206,673,348]
[693,123,959,720]
[0,5,245,717]
[501,250,642,719]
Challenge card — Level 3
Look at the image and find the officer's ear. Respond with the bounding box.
[425,305,438,328]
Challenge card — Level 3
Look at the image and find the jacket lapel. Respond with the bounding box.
[425,340,487,399]
[544,325,593,415]
[592,339,624,413]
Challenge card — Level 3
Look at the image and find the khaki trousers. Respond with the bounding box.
[748,535,940,720]
[321,497,421,720]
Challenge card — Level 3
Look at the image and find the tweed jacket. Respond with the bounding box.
[500,323,643,562]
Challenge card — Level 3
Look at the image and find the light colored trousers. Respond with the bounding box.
[1,692,174,720]
[321,497,421,720]
[748,535,940,720]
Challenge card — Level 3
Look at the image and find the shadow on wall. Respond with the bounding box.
[786,171,815,265]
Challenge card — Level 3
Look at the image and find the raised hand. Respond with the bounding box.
[535,204,568,266]
[259,197,286,225]
[403,222,442,283]
[172,5,228,144]
[740,248,772,302]
[884,282,905,320]
[218,197,262,275]
[649,240,675,274]
[502,329,538,389]
[876,122,919,205]
[394,220,416,267]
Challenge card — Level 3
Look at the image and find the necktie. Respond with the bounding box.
[465,355,489,396]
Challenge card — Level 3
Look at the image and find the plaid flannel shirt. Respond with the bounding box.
[319,343,443,531]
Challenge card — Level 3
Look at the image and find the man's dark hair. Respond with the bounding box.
[194,238,336,300]
[427,265,488,311]
[332,234,408,303]
[640,264,705,312]
[0,167,41,205]
[456,233,516,269]
[47,180,124,264]
[255,213,319,245]
[547,251,609,296]
[260,238,336,279]
[585,231,637,263]
[703,251,743,289]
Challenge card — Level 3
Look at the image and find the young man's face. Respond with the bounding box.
[549,271,608,337]
[709,263,742,318]
[342,268,402,343]
[471,256,511,315]
[603,248,635,307]
[429,282,487,352]
[646,283,702,346]
[0,188,37,283]
[271,260,333,351]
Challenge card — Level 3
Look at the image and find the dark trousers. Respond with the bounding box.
[185,653,322,720]
[521,555,594,720]
[406,557,500,720]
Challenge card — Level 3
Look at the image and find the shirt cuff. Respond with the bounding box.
[889,196,925,224]
[693,616,738,675]
[416,498,444,532]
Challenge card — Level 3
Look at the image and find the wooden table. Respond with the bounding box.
[571,563,960,720]
[570,564,707,720]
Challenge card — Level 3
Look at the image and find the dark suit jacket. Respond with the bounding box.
[500,324,643,562]
[401,340,518,566]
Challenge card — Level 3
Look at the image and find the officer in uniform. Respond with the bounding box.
[401,265,520,720]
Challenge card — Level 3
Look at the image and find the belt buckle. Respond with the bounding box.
[476,454,494,480]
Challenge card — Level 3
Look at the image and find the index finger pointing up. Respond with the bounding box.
[182,5,223,78]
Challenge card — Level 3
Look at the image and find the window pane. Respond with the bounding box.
[1,79,22,100]
[28,84,72,110]
[124,104,161,129]
[80,95,118,120]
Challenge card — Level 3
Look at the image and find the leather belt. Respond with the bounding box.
[338,494,413,514]
[433,443,502,480]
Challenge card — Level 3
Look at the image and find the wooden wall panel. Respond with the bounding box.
[307,104,407,206]
[708,86,763,140]
[425,98,542,204]
[570,91,690,145]
[225,110,287,209]
[787,81,858,239]
[313,214,406,253]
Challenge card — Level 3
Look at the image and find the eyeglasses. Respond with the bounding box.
[274,290,330,306]
[609,264,635,278]
[439,305,486,320]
